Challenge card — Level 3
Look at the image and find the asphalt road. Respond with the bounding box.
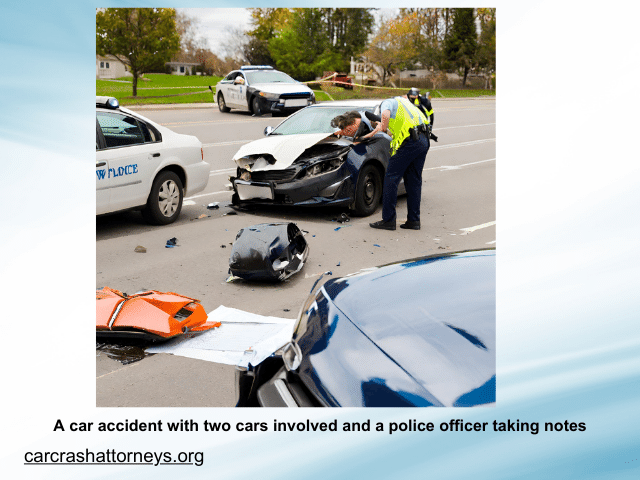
[96,97,496,407]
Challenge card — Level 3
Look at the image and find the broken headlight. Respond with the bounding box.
[302,158,345,178]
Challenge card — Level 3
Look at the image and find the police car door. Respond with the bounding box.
[228,72,248,109]
[96,119,110,214]
[96,111,160,212]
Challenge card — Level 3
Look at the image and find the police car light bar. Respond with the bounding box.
[96,96,119,109]
[240,65,274,71]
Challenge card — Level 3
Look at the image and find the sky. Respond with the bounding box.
[177,7,397,59]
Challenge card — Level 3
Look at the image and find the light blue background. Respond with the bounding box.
[2,1,639,479]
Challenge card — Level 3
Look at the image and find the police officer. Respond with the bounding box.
[408,87,438,143]
[407,87,434,129]
[362,94,430,231]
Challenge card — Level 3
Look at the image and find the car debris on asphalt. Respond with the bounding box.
[96,287,221,343]
[145,305,296,368]
[332,213,351,223]
[166,237,178,248]
[228,223,309,282]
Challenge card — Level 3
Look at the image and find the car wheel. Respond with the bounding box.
[252,97,263,116]
[142,171,183,225]
[353,164,382,216]
[218,93,230,113]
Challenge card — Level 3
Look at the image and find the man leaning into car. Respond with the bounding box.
[361,95,430,231]
[331,110,378,139]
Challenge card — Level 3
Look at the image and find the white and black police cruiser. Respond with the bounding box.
[214,65,315,116]
[96,96,209,225]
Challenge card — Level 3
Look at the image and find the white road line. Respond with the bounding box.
[204,137,495,150]
[435,123,495,131]
[196,139,496,201]
[429,158,495,171]
[208,167,236,177]
[203,140,252,148]
[431,138,495,150]
[460,221,496,235]
[208,159,494,177]
[486,240,496,245]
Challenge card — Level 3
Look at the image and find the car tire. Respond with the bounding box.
[218,93,230,112]
[142,171,183,225]
[252,97,263,116]
[353,164,382,216]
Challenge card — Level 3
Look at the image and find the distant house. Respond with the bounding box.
[96,55,131,79]
[349,57,385,85]
[165,61,200,75]
[399,68,431,79]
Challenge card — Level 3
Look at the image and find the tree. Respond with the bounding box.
[176,11,207,55]
[364,13,421,85]
[248,8,293,42]
[324,8,375,66]
[96,8,181,96]
[476,8,496,89]
[442,8,478,86]
[244,8,373,79]
[243,37,274,66]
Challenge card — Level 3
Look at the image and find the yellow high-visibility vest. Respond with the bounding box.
[413,97,434,118]
[388,97,428,154]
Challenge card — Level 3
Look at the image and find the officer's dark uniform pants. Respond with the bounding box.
[381,134,430,223]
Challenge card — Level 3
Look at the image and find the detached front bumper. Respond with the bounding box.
[231,167,354,208]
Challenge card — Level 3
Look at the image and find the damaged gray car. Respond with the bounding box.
[230,100,396,216]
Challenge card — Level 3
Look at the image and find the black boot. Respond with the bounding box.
[400,220,421,230]
[369,219,396,231]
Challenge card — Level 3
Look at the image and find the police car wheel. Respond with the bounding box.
[218,93,230,113]
[353,164,382,216]
[252,97,263,116]
[142,171,183,225]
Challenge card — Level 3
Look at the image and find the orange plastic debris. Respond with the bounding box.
[96,287,220,340]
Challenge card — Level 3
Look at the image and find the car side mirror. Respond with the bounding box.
[264,126,274,136]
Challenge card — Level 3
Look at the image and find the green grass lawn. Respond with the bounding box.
[97,73,494,106]
[97,73,222,106]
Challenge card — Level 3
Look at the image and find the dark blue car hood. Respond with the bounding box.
[295,250,495,407]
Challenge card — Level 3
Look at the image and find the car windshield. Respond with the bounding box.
[245,70,297,84]
[271,106,377,135]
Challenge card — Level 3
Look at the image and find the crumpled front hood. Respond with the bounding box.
[233,134,348,169]
[250,82,313,95]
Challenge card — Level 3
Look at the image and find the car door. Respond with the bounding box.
[96,119,110,214]
[217,73,233,105]
[96,111,162,213]
[228,72,247,109]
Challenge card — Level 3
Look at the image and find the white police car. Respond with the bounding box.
[96,97,210,225]
[215,65,315,116]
